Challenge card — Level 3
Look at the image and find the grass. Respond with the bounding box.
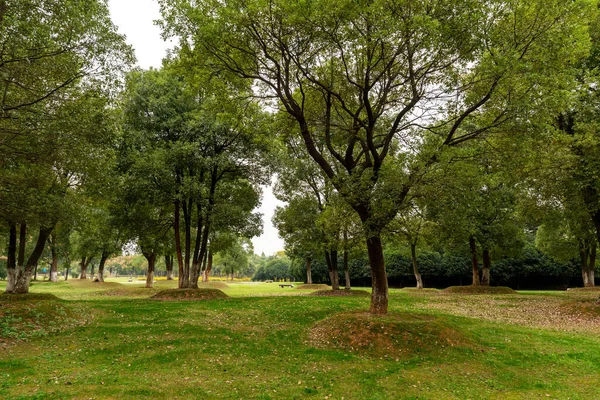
[1,278,600,399]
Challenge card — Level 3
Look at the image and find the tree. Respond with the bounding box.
[160,0,592,313]
[1,0,132,293]
[120,64,268,289]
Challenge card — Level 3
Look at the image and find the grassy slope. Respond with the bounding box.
[0,280,599,399]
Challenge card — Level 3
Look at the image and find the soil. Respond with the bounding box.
[150,288,228,301]
[294,284,331,290]
[442,286,516,294]
[308,311,471,358]
[197,281,230,289]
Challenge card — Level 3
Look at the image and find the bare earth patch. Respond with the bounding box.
[419,293,600,333]
[443,286,516,294]
[295,284,331,290]
[0,297,89,344]
[311,289,370,297]
[308,312,471,358]
[150,288,228,301]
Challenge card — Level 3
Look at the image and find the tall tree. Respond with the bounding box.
[160,0,592,313]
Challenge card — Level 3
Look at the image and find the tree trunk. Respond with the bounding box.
[589,243,596,287]
[80,257,88,279]
[203,251,213,282]
[98,251,109,283]
[33,264,38,281]
[5,222,17,293]
[366,235,388,314]
[90,264,95,280]
[174,201,185,287]
[580,240,592,287]
[165,255,174,280]
[65,267,69,281]
[324,250,340,290]
[49,235,59,282]
[182,199,192,288]
[12,225,54,294]
[410,242,423,289]
[17,223,26,269]
[469,235,480,286]
[481,248,491,286]
[143,252,156,288]
[305,256,312,284]
[343,248,351,290]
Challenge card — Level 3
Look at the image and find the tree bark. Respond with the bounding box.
[174,201,185,287]
[80,257,92,279]
[12,225,54,294]
[5,222,17,292]
[165,255,174,280]
[97,251,109,283]
[17,223,26,269]
[143,252,156,288]
[49,234,59,282]
[324,250,340,290]
[366,235,388,314]
[580,240,592,287]
[589,243,596,287]
[343,248,351,290]
[203,251,213,282]
[469,235,480,286]
[182,199,192,288]
[305,255,312,284]
[481,248,491,286]
[343,229,351,290]
[410,242,423,289]
[65,267,69,281]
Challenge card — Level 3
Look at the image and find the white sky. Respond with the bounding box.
[108,0,285,255]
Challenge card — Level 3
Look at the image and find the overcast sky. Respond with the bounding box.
[107,0,286,255]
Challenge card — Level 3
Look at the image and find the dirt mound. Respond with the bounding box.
[568,287,600,292]
[559,299,600,319]
[308,312,471,358]
[0,293,60,302]
[197,281,230,289]
[67,280,123,289]
[443,286,516,294]
[150,288,228,301]
[100,288,160,297]
[0,298,88,342]
[311,289,370,297]
[295,284,331,290]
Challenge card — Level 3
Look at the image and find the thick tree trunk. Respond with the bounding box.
[203,251,213,282]
[174,201,185,287]
[366,235,388,314]
[98,252,109,283]
[144,252,156,288]
[469,235,480,286]
[589,243,596,287]
[17,223,26,269]
[305,256,312,284]
[49,235,59,282]
[324,250,340,290]
[481,248,491,286]
[580,241,593,287]
[410,243,423,289]
[182,199,192,288]
[165,255,174,280]
[5,222,17,293]
[343,248,351,290]
[12,225,54,294]
[80,257,88,279]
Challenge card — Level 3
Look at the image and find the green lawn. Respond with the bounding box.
[1,279,600,399]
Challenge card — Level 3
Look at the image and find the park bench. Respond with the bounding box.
[279,284,294,288]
